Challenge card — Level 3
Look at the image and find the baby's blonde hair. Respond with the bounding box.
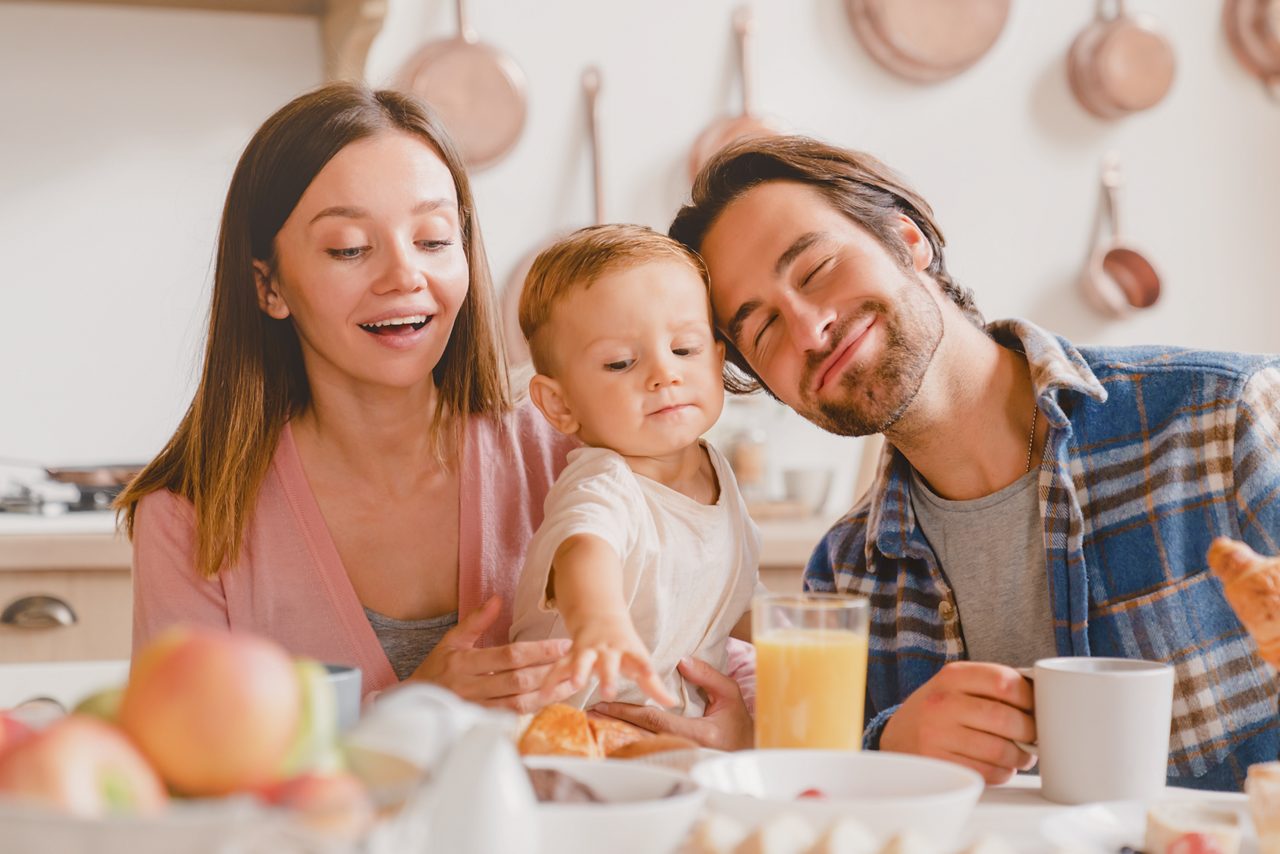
[519,223,710,374]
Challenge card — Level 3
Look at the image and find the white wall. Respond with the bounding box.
[2,1,1278,512]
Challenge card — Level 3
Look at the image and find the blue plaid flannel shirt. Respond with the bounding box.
[804,319,1280,791]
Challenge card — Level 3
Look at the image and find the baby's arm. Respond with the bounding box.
[538,534,678,707]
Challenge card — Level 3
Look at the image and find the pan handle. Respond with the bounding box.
[1100,152,1125,240]
[1095,0,1128,21]
[734,5,758,117]
[582,66,605,225]
[454,0,477,44]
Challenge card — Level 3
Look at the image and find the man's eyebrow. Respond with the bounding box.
[308,198,451,225]
[726,299,763,347]
[774,231,824,276]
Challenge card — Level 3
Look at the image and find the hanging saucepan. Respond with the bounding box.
[687,5,780,183]
[845,0,1011,83]
[501,67,606,367]
[1079,154,1162,318]
[1067,0,1176,120]
[396,0,527,170]
[1223,0,1280,100]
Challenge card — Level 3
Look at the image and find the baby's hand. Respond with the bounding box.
[538,615,678,708]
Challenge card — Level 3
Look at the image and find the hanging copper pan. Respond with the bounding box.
[1067,0,1176,120]
[502,67,606,367]
[397,0,527,170]
[687,5,780,183]
[1079,154,1162,318]
[1223,0,1280,99]
[845,0,1011,83]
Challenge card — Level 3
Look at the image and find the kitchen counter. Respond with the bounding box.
[0,510,840,574]
[0,512,130,571]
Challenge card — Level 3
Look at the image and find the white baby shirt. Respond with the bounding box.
[509,442,760,716]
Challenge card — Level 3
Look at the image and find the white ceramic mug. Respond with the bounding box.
[1018,657,1174,805]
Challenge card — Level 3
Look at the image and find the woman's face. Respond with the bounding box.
[256,130,469,397]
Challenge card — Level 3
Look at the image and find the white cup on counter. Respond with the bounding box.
[1017,656,1174,805]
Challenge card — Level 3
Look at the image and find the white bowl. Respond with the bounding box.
[525,756,706,854]
[691,749,984,845]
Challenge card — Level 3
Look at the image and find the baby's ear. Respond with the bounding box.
[528,374,580,436]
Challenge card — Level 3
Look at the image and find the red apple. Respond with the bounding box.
[119,626,301,796]
[0,715,166,817]
[0,712,34,761]
[259,770,374,841]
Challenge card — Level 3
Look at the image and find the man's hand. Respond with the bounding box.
[880,661,1036,784]
[591,657,753,751]
[538,612,677,707]
[408,596,576,713]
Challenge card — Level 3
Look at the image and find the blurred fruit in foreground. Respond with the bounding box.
[259,770,375,841]
[0,716,167,817]
[0,712,35,761]
[280,659,341,777]
[73,686,124,723]
[119,626,301,796]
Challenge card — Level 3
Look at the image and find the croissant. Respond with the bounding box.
[517,704,600,758]
[1208,537,1280,667]
[517,703,697,760]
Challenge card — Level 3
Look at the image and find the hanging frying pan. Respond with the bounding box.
[501,67,606,367]
[397,0,527,170]
[1223,0,1280,100]
[1067,0,1176,120]
[1079,154,1162,318]
[687,5,780,183]
[845,0,1011,83]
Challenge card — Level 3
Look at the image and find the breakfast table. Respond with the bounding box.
[959,774,1247,852]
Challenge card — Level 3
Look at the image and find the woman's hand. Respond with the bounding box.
[407,596,576,713]
[590,657,753,751]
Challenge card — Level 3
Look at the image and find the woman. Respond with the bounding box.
[118,83,751,747]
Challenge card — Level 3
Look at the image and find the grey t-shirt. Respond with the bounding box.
[363,606,458,681]
[908,468,1057,668]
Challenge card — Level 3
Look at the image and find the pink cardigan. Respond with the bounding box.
[132,403,573,697]
[132,402,757,705]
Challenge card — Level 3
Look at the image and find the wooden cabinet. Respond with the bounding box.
[31,0,387,81]
[0,534,132,663]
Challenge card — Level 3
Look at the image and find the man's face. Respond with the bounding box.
[700,180,944,437]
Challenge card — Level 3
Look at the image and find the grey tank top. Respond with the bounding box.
[908,467,1058,669]
[363,606,458,681]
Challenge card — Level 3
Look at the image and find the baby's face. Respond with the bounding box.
[544,259,725,458]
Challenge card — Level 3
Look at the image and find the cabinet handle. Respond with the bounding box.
[1,595,78,629]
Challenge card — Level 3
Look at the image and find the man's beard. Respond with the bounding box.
[799,281,943,438]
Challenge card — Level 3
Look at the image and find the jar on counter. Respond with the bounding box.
[729,427,769,503]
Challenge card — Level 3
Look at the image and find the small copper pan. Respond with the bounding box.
[1223,0,1280,100]
[1080,154,1162,318]
[688,5,779,183]
[845,0,1011,83]
[502,68,605,367]
[1067,0,1176,120]
[397,0,527,170]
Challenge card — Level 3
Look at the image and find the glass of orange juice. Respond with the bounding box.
[753,593,870,750]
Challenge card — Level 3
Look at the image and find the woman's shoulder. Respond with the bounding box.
[134,486,196,530]
[470,400,579,465]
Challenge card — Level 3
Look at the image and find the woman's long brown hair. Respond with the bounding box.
[117,83,510,578]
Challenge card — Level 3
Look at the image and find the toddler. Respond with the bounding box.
[508,224,760,716]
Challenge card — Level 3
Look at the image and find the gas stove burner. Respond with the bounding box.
[0,463,142,515]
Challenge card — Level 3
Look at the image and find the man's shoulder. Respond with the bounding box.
[1077,342,1280,386]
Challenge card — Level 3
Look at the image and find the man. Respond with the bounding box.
[667,135,1280,791]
